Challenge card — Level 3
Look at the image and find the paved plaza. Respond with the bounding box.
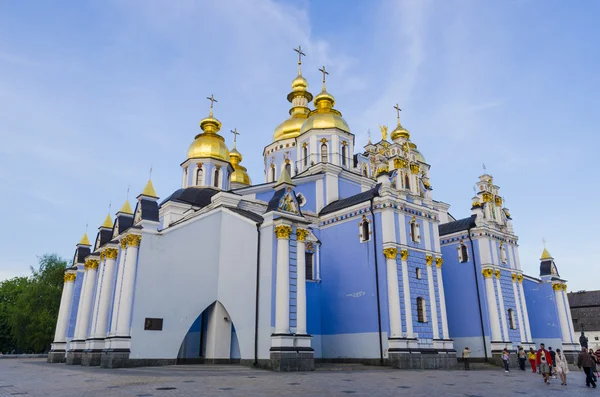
[0,358,597,397]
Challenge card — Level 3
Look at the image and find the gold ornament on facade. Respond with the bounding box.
[379,125,388,141]
[376,165,389,174]
[410,163,420,175]
[104,248,118,259]
[562,284,568,291]
[482,268,493,278]
[495,196,503,207]
[122,234,142,248]
[394,158,408,169]
[320,138,328,143]
[482,192,493,203]
[99,251,106,261]
[435,258,443,268]
[383,247,398,259]
[400,249,409,261]
[552,283,563,291]
[511,274,517,282]
[274,225,292,239]
[296,228,309,242]
[517,274,524,283]
[494,270,501,279]
[84,259,99,270]
[425,255,433,266]
[64,273,77,283]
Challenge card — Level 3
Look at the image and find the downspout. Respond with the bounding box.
[253,222,262,367]
[468,225,488,362]
[370,198,385,365]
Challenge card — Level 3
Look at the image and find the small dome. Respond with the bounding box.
[229,147,251,185]
[300,112,350,134]
[273,113,309,141]
[292,75,308,91]
[187,116,230,162]
[413,148,426,163]
[391,124,410,141]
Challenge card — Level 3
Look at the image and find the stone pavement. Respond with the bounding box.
[0,359,597,397]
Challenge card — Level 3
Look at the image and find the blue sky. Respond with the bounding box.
[0,0,598,290]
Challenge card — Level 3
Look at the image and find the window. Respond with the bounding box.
[359,216,371,242]
[508,309,516,329]
[305,252,314,281]
[416,267,422,279]
[459,242,469,263]
[271,165,275,182]
[417,297,427,323]
[196,167,203,185]
[499,243,507,264]
[404,174,410,190]
[363,165,368,177]
[342,145,347,166]
[321,143,328,162]
[409,217,420,243]
[303,146,308,166]
[213,168,220,188]
[285,162,291,176]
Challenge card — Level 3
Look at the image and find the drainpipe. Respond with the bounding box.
[468,225,488,362]
[253,222,262,367]
[370,198,384,365]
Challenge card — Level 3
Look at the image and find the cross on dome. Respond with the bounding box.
[231,128,240,148]
[318,65,329,90]
[206,94,218,117]
[394,103,402,125]
[293,45,306,75]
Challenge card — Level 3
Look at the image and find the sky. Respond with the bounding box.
[0,0,598,291]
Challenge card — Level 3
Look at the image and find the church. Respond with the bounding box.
[47,47,580,371]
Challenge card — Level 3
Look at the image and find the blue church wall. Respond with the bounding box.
[497,271,521,342]
[293,182,317,214]
[405,250,433,341]
[230,324,241,359]
[403,217,426,251]
[522,279,562,341]
[338,178,360,201]
[318,213,390,336]
[179,312,203,358]
[67,265,85,338]
[306,281,322,336]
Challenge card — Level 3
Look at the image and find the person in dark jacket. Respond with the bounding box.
[578,347,597,388]
[548,347,557,378]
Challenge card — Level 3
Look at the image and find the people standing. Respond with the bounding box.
[577,347,597,388]
[548,347,557,378]
[590,349,599,380]
[528,348,537,373]
[462,346,471,370]
[502,348,510,372]
[555,348,569,386]
[536,343,553,384]
[518,347,526,371]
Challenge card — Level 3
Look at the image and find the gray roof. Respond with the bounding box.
[319,184,381,216]
[438,215,477,236]
[568,290,600,332]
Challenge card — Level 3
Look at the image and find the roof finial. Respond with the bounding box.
[542,237,546,249]
[231,128,240,149]
[108,200,111,213]
[394,103,402,126]
[482,163,487,174]
[293,45,306,76]
[318,65,329,91]
[149,164,153,180]
[367,128,372,144]
[206,94,218,117]
[473,185,477,194]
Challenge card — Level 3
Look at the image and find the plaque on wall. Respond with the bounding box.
[144,317,163,331]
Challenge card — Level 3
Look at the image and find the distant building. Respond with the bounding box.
[568,290,600,350]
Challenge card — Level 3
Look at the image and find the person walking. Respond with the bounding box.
[555,348,569,386]
[537,343,553,384]
[502,348,510,372]
[578,347,597,388]
[517,347,526,371]
[548,347,557,378]
[528,348,537,373]
[590,349,599,381]
[462,346,471,370]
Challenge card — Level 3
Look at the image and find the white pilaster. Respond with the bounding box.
[88,255,106,338]
[554,284,572,344]
[483,269,502,342]
[495,271,509,341]
[436,259,450,339]
[511,276,526,343]
[52,272,77,346]
[92,248,118,339]
[73,259,99,340]
[296,229,308,335]
[109,247,126,336]
[325,173,338,205]
[315,178,324,213]
[384,248,402,338]
[274,224,291,334]
[115,234,142,336]
[562,289,576,342]
[517,278,532,341]
[397,214,407,245]
[426,257,439,340]
[400,251,414,338]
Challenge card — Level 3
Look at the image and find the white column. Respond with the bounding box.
[115,234,142,336]
[384,248,402,337]
[511,275,526,343]
[517,276,532,341]
[296,229,308,335]
[89,255,106,338]
[562,288,576,342]
[426,256,439,340]
[73,259,99,340]
[109,247,126,336]
[495,271,509,341]
[52,272,77,344]
[400,250,414,338]
[435,259,450,339]
[315,243,321,281]
[93,248,118,338]
[274,225,291,334]
[483,269,502,342]
[554,283,572,344]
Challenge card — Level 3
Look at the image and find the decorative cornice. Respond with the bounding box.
[104,248,118,259]
[84,259,99,270]
[274,225,292,239]
[400,249,409,261]
[482,268,493,278]
[435,257,443,268]
[122,234,142,248]
[425,255,433,266]
[64,273,76,283]
[296,228,309,242]
[494,270,501,279]
[383,247,398,259]
[99,251,106,261]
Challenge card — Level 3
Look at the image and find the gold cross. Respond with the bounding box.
[293,45,306,65]
[394,103,402,124]
[231,128,240,146]
[318,65,329,84]
[206,94,218,116]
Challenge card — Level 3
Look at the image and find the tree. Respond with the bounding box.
[0,254,67,353]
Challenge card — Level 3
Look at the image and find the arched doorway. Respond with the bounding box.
[176,301,240,364]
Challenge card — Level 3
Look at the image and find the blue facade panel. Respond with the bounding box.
[522,279,562,339]
[338,178,360,200]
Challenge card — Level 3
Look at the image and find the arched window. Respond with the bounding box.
[459,242,469,263]
[196,167,203,185]
[363,165,368,177]
[213,168,220,188]
[285,162,291,176]
[271,165,276,182]
[508,309,516,329]
[404,174,410,190]
[321,143,328,163]
[416,267,422,279]
[417,297,427,323]
[409,217,420,243]
[305,252,314,281]
[341,145,347,166]
[303,146,308,166]
[359,216,371,242]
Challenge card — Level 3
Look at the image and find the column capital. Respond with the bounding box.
[104,248,119,259]
[383,247,398,259]
[435,257,443,268]
[511,273,517,282]
[552,283,565,291]
[64,273,76,283]
[99,251,106,261]
[494,270,501,279]
[274,225,292,239]
[400,249,409,261]
[425,254,433,266]
[121,234,142,248]
[84,259,99,270]
[296,228,309,241]
[517,274,524,283]
[482,268,493,278]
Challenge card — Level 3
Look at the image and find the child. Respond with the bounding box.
[502,348,510,372]
[528,347,537,373]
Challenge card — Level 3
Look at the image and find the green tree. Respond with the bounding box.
[0,254,67,353]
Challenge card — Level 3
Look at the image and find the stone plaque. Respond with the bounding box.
[144,318,163,331]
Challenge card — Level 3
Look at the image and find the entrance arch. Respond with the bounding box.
[176,301,240,364]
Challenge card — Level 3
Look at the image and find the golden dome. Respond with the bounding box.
[413,148,426,163]
[274,70,313,141]
[391,124,410,141]
[273,112,310,141]
[300,89,350,134]
[229,147,251,185]
[187,115,230,162]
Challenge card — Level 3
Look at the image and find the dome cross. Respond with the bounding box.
[230,128,240,148]
[394,103,402,125]
[293,45,306,74]
[318,65,329,89]
[206,94,218,117]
